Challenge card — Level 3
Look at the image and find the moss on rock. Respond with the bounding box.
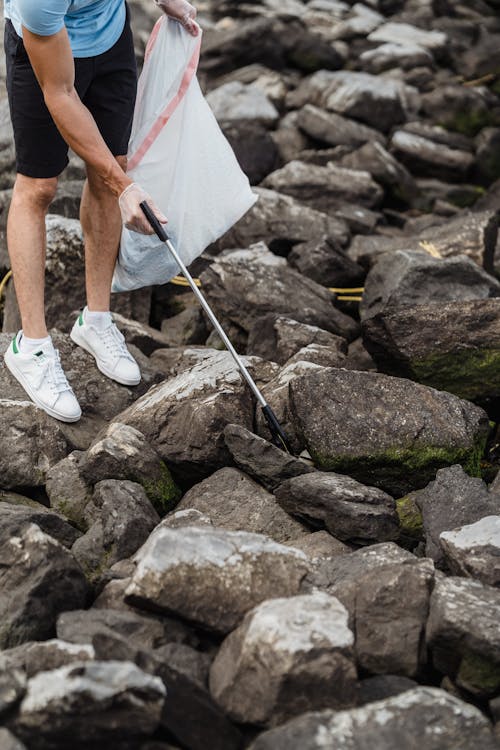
[411,348,500,402]
[457,651,500,696]
[396,494,423,541]
[141,461,182,517]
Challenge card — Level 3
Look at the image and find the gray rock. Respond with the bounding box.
[274,472,399,544]
[80,423,181,516]
[0,397,68,489]
[45,451,92,529]
[206,80,279,126]
[0,523,88,649]
[288,70,419,132]
[286,530,350,559]
[0,668,26,717]
[2,215,151,332]
[72,479,160,582]
[339,140,417,204]
[246,314,347,365]
[150,345,278,384]
[368,22,448,51]
[421,84,499,137]
[248,687,498,750]
[111,350,256,480]
[218,186,350,251]
[284,342,348,368]
[313,542,434,676]
[0,500,81,548]
[439,516,500,586]
[329,4,382,40]
[427,576,500,696]
[287,237,365,288]
[413,465,500,568]
[223,422,315,491]
[174,467,308,543]
[200,244,359,340]
[262,160,384,212]
[360,250,500,321]
[360,41,433,73]
[125,525,311,634]
[0,639,94,679]
[160,306,208,348]
[475,127,500,183]
[13,661,165,749]
[390,130,474,181]
[296,104,385,147]
[0,729,27,750]
[108,312,171,356]
[362,298,500,402]
[356,674,418,706]
[209,593,356,726]
[288,366,489,495]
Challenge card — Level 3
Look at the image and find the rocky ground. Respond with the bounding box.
[1,0,500,748]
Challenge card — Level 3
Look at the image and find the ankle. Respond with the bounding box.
[19,332,53,355]
[83,305,113,331]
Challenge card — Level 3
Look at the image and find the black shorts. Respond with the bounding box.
[4,5,137,178]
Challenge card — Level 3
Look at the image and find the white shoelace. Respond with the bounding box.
[99,323,135,361]
[36,349,71,394]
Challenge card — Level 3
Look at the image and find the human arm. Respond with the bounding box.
[155,0,199,36]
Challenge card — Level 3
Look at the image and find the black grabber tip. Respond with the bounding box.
[261,404,293,454]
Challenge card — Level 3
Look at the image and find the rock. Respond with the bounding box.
[288,367,489,495]
[80,423,181,516]
[223,422,315,491]
[296,104,385,147]
[427,576,500,696]
[368,22,448,52]
[0,730,27,750]
[0,640,94,679]
[160,306,208,348]
[286,529,349,559]
[360,250,500,321]
[0,500,81,548]
[213,119,281,185]
[274,472,399,544]
[329,4,382,40]
[421,84,500,137]
[2,215,151,332]
[209,593,356,726]
[45,451,92,530]
[313,542,434,676]
[0,668,26,717]
[0,523,88,649]
[362,299,500,402]
[174,467,309,543]
[339,140,417,204]
[200,244,359,341]
[0,397,68,489]
[356,674,418,706]
[150,345,278,384]
[111,350,256,481]
[283,343,348,368]
[262,160,384,211]
[206,80,279,126]
[440,516,500,587]
[475,127,500,183]
[413,465,500,568]
[360,41,433,73]
[108,312,171,356]
[153,642,210,691]
[390,129,474,181]
[72,479,160,582]
[288,70,419,133]
[13,661,165,749]
[218,187,350,252]
[125,525,311,634]
[247,687,498,750]
[246,314,347,365]
[287,237,365,288]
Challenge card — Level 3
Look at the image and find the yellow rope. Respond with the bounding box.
[0,269,12,301]
[170,274,364,296]
[337,295,363,302]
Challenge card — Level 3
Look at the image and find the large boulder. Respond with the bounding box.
[426,576,500,696]
[440,516,500,587]
[274,472,399,544]
[362,299,500,402]
[313,543,434,676]
[288,367,489,495]
[287,237,365,288]
[246,314,347,365]
[209,593,356,726]
[124,525,311,634]
[0,523,88,649]
[248,687,498,750]
[174,467,308,543]
[199,243,359,340]
[296,104,385,148]
[390,129,474,181]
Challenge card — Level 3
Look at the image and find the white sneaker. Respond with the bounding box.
[70,309,141,386]
[4,332,82,423]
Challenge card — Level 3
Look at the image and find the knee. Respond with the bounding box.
[13,175,58,211]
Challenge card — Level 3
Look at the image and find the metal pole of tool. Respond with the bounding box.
[139,201,292,453]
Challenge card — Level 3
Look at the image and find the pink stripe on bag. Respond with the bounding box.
[128,23,202,172]
[144,16,163,62]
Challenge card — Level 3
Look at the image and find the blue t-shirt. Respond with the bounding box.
[4,0,126,57]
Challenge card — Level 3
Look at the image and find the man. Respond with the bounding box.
[2,0,198,422]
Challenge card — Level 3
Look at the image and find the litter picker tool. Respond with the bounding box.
[140,201,293,454]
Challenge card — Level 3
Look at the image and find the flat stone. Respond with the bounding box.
[0,639,94,679]
[296,103,385,147]
[368,22,448,52]
[440,516,500,587]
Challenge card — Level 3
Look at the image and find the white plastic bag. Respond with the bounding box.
[112,16,258,293]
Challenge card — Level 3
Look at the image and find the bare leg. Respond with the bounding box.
[80,155,126,311]
[6,175,58,338]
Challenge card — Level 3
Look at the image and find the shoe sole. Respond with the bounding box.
[70,324,141,387]
[4,349,82,423]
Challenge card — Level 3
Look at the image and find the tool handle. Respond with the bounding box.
[140,200,169,242]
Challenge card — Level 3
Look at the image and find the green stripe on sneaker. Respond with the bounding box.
[12,334,19,354]
[78,311,84,326]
